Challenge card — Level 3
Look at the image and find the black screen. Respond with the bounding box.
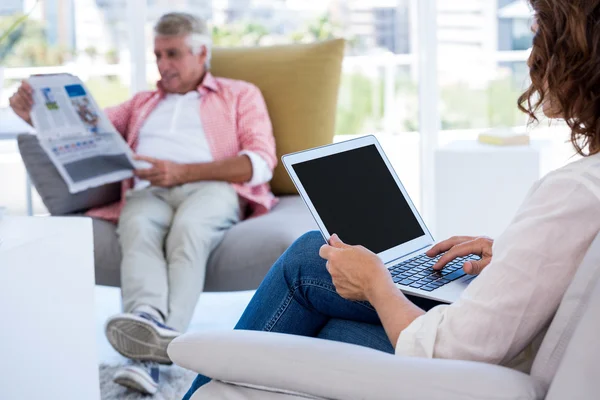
[292,144,425,254]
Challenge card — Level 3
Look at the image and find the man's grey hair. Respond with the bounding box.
[154,12,212,69]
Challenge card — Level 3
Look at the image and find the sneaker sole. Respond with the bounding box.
[105,315,178,365]
[114,368,158,395]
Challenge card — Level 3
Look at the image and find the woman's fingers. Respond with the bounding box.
[463,257,490,275]
[434,237,493,272]
[426,236,474,257]
[432,239,482,270]
[319,244,338,260]
[329,234,351,249]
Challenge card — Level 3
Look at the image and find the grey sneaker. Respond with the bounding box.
[105,312,181,365]
[113,360,160,395]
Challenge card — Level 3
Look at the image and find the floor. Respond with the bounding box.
[94,286,255,364]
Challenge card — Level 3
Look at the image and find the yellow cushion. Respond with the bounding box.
[211,39,345,195]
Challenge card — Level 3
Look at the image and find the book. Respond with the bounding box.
[477,131,530,146]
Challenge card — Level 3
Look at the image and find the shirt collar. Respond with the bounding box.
[199,72,218,93]
[157,72,218,97]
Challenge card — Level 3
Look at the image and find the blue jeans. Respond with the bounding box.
[183,231,440,399]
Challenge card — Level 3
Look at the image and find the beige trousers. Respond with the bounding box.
[117,181,240,332]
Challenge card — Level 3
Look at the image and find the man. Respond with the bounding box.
[10,12,277,395]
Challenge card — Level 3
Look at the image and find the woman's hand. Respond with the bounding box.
[426,236,494,275]
[319,234,392,302]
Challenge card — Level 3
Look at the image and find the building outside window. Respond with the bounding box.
[0,0,571,218]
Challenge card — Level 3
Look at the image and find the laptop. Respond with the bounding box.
[282,135,479,304]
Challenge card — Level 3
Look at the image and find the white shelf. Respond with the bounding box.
[433,140,554,240]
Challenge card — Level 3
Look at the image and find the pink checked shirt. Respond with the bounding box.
[86,73,277,224]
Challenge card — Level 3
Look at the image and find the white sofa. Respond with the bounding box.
[168,232,600,400]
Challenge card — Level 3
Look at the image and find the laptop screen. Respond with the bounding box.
[292,144,425,254]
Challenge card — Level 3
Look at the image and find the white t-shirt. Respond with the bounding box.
[135,91,272,189]
[396,151,600,371]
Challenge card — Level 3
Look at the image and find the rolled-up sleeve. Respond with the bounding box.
[239,149,273,186]
[395,173,600,366]
[396,306,446,358]
[236,83,277,173]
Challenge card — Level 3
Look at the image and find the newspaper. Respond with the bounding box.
[28,73,136,193]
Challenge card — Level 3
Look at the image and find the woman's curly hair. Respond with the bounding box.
[518,0,600,156]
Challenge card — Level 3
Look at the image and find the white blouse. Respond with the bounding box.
[396,152,600,371]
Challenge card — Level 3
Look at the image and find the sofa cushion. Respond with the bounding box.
[545,267,600,400]
[171,330,541,400]
[92,217,122,287]
[17,134,121,215]
[92,196,316,290]
[204,196,316,292]
[211,39,345,195]
[530,232,600,392]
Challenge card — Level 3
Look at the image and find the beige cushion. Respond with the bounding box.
[211,39,345,195]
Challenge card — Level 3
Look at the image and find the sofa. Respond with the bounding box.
[168,232,600,399]
[17,39,345,290]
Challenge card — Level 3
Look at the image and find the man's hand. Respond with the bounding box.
[319,234,392,302]
[426,236,494,275]
[134,155,186,188]
[9,80,34,125]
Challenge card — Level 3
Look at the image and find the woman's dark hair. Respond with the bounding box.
[518,0,600,155]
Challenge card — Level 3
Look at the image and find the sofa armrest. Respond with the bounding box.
[169,330,543,400]
[17,134,121,215]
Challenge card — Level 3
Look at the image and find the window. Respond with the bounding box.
[0,0,131,110]
[511,18,533,50]
[437,0,532,130]
[0,0,423,215]
[140,0,419,139]
[0,0,133,215]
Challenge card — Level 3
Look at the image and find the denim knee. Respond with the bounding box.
[289,231,326,256]
[280,231,329,288]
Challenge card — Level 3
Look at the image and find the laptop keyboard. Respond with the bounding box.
[388,253,481,292]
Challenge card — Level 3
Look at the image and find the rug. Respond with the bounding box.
[100,363,197,399]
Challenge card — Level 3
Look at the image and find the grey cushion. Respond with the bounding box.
[172,330,541,400]
[18,132,317,292]
[17,134,121,215]
[205,196,316,291]
[93,196,316,291]
[92,218,122,287]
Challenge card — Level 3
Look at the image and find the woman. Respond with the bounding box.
[184,0,600,397]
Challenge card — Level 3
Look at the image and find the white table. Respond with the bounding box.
[434,140,553,240]
[0,217,100,400]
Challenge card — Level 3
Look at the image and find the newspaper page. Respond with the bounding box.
[28,73,136,193]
